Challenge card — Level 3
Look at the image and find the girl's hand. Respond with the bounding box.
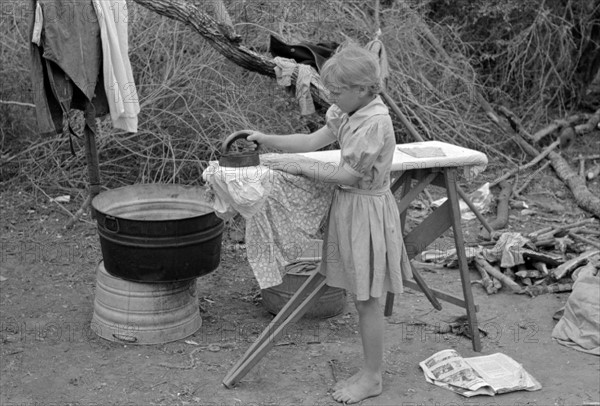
[246,131,268,147]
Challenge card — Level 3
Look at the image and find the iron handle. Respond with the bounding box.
[221,130,259,153]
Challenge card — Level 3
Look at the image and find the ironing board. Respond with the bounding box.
[222,141,488,388]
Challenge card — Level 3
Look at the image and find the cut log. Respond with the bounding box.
[473,256,522,293]
[515,270,544,279]
[473,261,499,294]
[532,261,550,276]
[551,250,600,280]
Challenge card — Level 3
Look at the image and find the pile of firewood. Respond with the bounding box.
[471,219,600,297]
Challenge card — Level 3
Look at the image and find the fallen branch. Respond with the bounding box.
[528,218,597,241]
[498,106,600,218]
[514,160,552,196]
[489,140,559,188]
[0,99,35,108]
[575,110,600,134]
[532,218,598,242]
[587,165,600,181]
[568,232,600,250]
[531,114,587,143]
[520,283,573,297]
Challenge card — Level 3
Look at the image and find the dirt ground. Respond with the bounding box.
[2,138,600,405]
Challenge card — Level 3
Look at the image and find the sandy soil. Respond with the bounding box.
[1,158,600,406]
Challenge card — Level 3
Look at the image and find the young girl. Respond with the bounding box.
[248,45,411,404]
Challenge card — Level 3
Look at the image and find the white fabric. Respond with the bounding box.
[31,2,43,46]
[202,161,273,220]
[92,0,140,132]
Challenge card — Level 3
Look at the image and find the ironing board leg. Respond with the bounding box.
[222,271,328,388]
[444,168,482,352]
[385,174,413,316]
[384,264,444,317]
[383,293,395,317]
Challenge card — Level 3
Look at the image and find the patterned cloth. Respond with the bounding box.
[245,173,334,289]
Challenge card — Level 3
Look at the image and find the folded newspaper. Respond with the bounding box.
[420,350,541,397]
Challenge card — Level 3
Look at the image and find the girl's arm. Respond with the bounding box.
[248,126,334,153]
[264,155,360,187]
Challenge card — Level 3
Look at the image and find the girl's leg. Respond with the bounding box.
[332,296,384,404]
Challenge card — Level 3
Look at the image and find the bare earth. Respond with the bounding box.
[1,156,600,406]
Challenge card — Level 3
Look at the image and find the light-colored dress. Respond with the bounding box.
[319,96,413,301]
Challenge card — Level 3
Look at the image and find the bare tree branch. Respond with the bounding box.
[131,0,330,107]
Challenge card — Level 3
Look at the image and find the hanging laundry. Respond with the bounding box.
[92,0,140,133]
[30,0,109,137]
[273,57,318,115]
[269,35,338,72]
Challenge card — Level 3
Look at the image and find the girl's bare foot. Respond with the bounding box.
[332,369,364,391]
[332,372,382,404]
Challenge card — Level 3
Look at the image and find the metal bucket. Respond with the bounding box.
[91,184,223,283]
[261,267,347,319]
[91,262,201,345]
[261,241,346,319]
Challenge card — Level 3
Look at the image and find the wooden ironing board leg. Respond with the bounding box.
[444,168,482,351]
[222,271,328,388]
[384,168,482,351]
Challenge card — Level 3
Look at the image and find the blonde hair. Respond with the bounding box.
[320,46,382,95]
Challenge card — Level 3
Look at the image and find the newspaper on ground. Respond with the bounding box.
[420,349,542,397]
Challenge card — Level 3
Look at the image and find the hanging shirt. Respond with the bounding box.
[92,0,140,133]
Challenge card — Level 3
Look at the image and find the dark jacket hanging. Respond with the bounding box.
[29,0,109,138]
